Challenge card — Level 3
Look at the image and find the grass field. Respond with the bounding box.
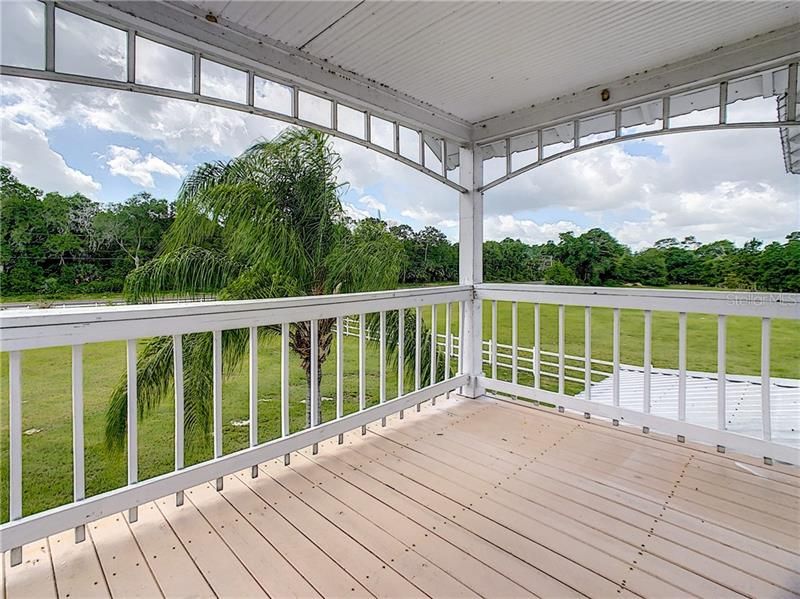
[1,299,797,521]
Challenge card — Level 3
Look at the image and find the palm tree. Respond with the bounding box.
[105,128,443,450]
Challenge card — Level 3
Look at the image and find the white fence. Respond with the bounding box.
[0,285,471,563]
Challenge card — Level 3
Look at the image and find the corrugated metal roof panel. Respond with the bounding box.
[190,0,799,123]
[579,367,800,449]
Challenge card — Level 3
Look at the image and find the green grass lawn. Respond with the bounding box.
[0,298,797,521]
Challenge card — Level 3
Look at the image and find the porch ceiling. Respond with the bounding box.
[184,0,797,125]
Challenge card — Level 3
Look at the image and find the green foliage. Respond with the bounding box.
[620,248,668,287]
[3,164,798,297]
[0,167,173,296]
[484,238,544,282]
[546,228,628,285]
[543,261,580,285]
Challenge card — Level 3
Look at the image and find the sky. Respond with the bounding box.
[1,1,798,251]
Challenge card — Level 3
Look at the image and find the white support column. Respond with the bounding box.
[458,144,484,398]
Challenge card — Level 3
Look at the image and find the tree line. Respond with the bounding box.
[2,166,798,296]
[1,167,173,295]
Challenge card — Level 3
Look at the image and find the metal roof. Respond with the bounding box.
[580,366,800,449]
[186,1,799,124]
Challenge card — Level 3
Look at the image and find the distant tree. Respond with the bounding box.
[654,237,679,249]
[552,228,627,285]
[755,238,800,292]
[622,248,668,287]
[543,261,580,285]
[680,236,701,250]
[484,238,541,282]
[94,192,173,270]
[660,246,700,285]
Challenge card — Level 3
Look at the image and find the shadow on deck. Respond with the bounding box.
[3,396,799,598]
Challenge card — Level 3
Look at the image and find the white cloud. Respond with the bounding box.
[0,78,65,130]
[0,120,100,196]
[358,195,386,213]
[0,76,286,160]
[486,128,799,247]
[342,202,370,221]
[400,205,444,225]
[105,145,185,188]
[484,215,583,245]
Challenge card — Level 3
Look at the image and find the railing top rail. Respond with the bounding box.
[0,285,471,351]
[475,283,800,319]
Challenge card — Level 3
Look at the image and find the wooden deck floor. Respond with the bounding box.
[4,395,800,598]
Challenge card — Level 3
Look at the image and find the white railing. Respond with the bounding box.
[475,284,800,466]
[2,282,798,565]
[0,285,471,563]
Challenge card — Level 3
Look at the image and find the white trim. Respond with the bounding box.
[480,121,800,192]
[0,65,465,193]
[1,286,472,351]
[475,283,799,320]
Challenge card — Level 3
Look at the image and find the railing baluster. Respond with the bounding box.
[761,318,772,442]
[445,302,452,381]
[717,314,727,432]
[72,345,85,543]
[212,330,223,490]
[311,320,319,453]
[643,310,652,415]
[430,304,437,403]
[457,301,464,376]
[9,350,22,566]
[126,339,138,521]
[359,312,366,406]
[173,334,185,505]
[678,313,687,422]
[281,323,290,464]
[584,307,591,401]
[511,302,518,385]
[336,315,344,443]
[534,303,541,389]
[612,308,620,407]
[336,316,344,414]
[379,312,386,426]
[491,300,498,379]
[359,313,366,433]
[558,305,565,395]
[398,308,405,397]
[415,306,422,410]
[249,326,258,476]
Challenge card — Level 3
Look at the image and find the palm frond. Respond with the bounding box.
[124,247,242,302]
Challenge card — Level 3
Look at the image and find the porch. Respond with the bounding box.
[5,394,799,598]
[1,1,800,596]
